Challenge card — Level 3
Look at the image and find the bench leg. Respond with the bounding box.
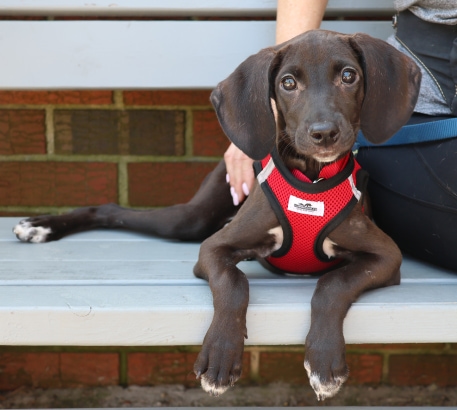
[13,160,237,242]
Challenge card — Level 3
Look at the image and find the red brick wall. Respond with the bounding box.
[0,90,226,215]
[0,344,456,390]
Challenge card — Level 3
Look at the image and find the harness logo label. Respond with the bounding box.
[287,195,324,217]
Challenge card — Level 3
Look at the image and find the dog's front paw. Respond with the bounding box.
[194,323,245,396]
[304,334,349,401]
[13,218,53,243]
[304,359,348,401]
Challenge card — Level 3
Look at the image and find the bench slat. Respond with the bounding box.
[0,20,393,90]
[2,218,457,346]
[0,283,455,345]
[0,0,395,17]
[3,219,457,282]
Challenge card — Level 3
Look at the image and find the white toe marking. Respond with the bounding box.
[13,221,51,243]
[309,372,344,401]
[304,359,347,401]
[200,375,230,396]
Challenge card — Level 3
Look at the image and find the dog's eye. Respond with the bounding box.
[281,76,297,91]
[341,69,357,84]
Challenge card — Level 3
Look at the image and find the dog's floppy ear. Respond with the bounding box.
[210,47,278,160]
[349,33,421,144]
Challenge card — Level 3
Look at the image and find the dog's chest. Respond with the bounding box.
[255,152,363,274]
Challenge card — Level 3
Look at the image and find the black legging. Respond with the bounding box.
[357,137,457,271]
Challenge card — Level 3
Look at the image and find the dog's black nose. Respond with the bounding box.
[309,122,339,143]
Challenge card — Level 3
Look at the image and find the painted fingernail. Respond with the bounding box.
[242,182,250,196]
[230,187,240,206]
[226,173,230,183]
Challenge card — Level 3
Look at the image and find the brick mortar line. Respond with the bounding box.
[45,106,55,154]
[346,347,457,354]
[0,155,222,162]
[0,206,78,214]
[123,105,213,111]
[249,348,260,380]
[0,104,115,110]
[0,104,213,110]
[2,208,74,216]
[0,206,163,214]
[124,104,214,111]
[0,346,127,353]
[118,159,129,207]
[185,108,194,156]
[0,345,452,354]
[381,352,390,384]
[113,90,124,108]
[243,345,457,356]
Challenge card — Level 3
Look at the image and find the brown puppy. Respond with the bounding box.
[13,30,421,400]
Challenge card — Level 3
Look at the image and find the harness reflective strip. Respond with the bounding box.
[348,174,361,201]
[256,156,275,185]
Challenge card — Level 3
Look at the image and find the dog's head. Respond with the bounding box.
[211,30,421,162]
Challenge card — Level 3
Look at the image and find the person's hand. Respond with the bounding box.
[224,143,255,206]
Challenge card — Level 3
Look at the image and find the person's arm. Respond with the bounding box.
[276,0,328,44]
[224,0,328,206]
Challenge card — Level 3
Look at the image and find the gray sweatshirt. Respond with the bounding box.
[389,0,457,115]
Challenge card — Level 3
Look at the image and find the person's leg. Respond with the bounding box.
[357,138,457,271]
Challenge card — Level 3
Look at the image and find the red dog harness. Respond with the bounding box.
[254,149,367,274]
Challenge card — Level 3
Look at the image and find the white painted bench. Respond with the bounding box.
[0,0,456,369]
[1,217,457,346]
[0,0,395,89]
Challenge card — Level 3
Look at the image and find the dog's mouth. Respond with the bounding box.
[307,135,356,164]
[301,144,350,164]
[312,150,342,163]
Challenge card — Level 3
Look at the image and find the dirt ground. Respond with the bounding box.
[0,383,456,408]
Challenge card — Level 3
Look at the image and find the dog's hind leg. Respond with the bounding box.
[13,160,237,243]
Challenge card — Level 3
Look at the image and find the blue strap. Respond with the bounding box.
[356,117,457,148]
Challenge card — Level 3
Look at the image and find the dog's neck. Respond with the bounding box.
[279,147,350,183]
[284,156,324,182]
